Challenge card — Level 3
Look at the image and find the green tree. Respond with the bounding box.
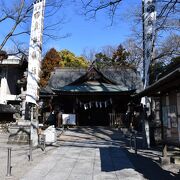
[160,56,180,77]
[149,61,165,85]
[112,45,130,66]
[59,49,89,68]
[94,52,111,68]
[149,56,180,84]
[40,48,89,87]
[94,44,132,68]
[40,48,61,87]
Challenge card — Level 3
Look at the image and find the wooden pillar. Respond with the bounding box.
[73,97,76,114]
[74,97,78,126]
[57,112,62,128]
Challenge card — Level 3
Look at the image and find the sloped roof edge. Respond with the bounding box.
[134,67,180,98]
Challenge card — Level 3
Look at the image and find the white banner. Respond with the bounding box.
[144,0,156,87]
[26,0,46,104]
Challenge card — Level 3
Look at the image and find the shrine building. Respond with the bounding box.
[40,66,143,126]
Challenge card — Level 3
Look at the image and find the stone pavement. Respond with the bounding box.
[21,127,145,180]
[0,132,58,180]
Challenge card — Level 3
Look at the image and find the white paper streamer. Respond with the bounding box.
[95,102,98,108]
[99,102,102,108]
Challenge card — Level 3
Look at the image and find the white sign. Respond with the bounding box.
[144,0,156,87]
[26,0,46,104]
[62,114,76,125]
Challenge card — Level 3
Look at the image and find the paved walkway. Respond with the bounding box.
[0,133,56,180]
[21,127,145,180]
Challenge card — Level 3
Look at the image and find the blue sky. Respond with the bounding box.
[0,0,140,56]
[45,17,131,56]
[43,0,140,56]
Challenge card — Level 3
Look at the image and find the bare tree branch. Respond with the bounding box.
[79,0,123,24]
[0,0,66,54]
[0,0,26,50]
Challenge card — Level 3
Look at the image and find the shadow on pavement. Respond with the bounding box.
[100,146,132,172]
[58,127,180,180]
[123,148,180,180]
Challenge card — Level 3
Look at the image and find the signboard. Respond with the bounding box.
[162,104,179,142]
[26,0,46,104]
[62,114,76,125]
[144,0,156,87]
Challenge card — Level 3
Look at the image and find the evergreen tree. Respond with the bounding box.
[40,48,61,87]
[112,45,130,66]
[94,44,131,68]
[40,48,89,87]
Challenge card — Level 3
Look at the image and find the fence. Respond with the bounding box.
[109,113,125,127]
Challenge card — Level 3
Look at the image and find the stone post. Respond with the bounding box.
[30,105,39,147]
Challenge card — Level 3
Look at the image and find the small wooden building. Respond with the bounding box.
[136,65,180,146]
[40,66,143,127]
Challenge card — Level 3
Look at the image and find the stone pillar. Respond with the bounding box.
[142,104,150,149]
[30,106,39,147]
[0,68,8,104]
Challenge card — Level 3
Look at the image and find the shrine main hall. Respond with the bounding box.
[40,66,143,126]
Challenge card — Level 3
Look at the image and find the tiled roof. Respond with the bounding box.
[52,81,129,93]
[100,68,143,92]
[49,68,87,88]
[42,67,143,94]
